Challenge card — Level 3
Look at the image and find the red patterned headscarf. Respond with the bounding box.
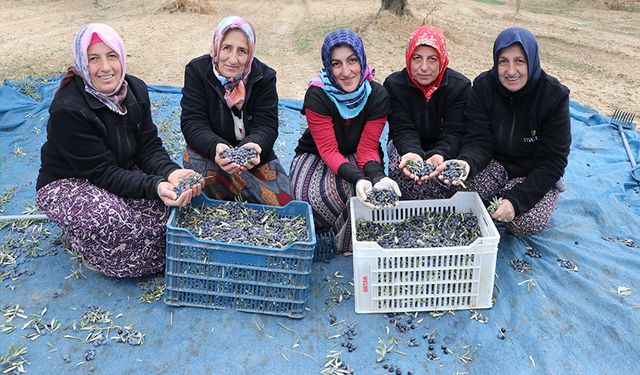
[405,25,449,101]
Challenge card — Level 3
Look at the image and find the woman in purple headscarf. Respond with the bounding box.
[289,29,401,254]
[442,27,571,237]
[180,16,292,206]
[36,23,202,277]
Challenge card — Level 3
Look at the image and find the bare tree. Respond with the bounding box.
[379,0,412,17]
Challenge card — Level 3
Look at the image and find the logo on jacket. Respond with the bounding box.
[522,129,540,143]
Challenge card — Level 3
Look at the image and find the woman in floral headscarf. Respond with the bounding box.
[36,23,202,278]
[384,25,471,200]
[180,16,292,206]
[290,29,400,254]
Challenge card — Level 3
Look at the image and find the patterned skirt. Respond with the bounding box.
[183,147,292,206]
[36,178,169,278]
[289,153,355,253]
[466,160,562,237]
[387,142,454,200]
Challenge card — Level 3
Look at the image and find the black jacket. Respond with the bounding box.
[37,75,179,200]
[180,55,279,165]
[459,69,571,215]
[384,67,470,160]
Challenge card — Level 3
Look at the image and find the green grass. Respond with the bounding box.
[472,0,505,5]
[540,51,592,75]
[520,2,575,15]
[570,14,640,37]
[295,36,312,54]
[1,44,68,81]
[626,4,640,12]
[257,49,274,57]
[2,59,64,83]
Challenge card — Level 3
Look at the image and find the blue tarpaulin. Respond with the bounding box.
[0,76,639,374]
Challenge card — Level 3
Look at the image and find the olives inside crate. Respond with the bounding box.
[350,192,500,314]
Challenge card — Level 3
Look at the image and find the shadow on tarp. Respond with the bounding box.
[0,76,639,374]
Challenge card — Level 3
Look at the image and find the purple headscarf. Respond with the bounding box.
[309,29,375,119]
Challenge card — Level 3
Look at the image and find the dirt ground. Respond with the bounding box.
[1,0,639,120]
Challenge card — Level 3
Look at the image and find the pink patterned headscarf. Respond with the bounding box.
[58,23,128,114]
[405,25,449,101]
[210,16,256,109]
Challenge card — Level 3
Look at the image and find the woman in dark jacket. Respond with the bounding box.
[444,27,571,236]
[180,16,292,206]
[385,25,470,200]
[36,23,202,277]
[290,29,401,254]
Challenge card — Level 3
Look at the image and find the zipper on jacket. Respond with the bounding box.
[508,97,516,155]
[417,100,428,134]
[119,115,133,155]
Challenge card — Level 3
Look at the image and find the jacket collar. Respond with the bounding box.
[75,75,139,118]
[74,76,105,110]
[206,57,263,102]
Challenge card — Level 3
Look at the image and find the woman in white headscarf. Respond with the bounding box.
[36,23,202,277]
[180,16,292,206]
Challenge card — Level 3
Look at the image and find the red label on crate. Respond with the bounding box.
[362,276,368,293]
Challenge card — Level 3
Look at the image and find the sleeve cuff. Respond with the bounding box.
[363,160,385,185]
[151,176,165,201]
[338,162,365,185]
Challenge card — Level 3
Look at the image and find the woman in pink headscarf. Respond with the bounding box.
[36,23,202,278]
[180,16,292,206]
[384,25,471,200]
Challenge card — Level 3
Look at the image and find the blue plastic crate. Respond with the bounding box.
[164,195,316,318]
[314,231,336,262]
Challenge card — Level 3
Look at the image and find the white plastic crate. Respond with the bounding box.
[350,192,500,314]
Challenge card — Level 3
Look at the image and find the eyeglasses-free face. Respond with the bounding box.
[497,44,528,93]
[409,45,440,87]
[330,45,361,93]
[87,42,122,94]
[217,29,250,78]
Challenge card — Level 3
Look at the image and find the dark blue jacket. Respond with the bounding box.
[460,27,571,215]
[460,69,571,215]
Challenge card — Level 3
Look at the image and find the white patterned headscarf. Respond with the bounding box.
[210,16,256,109]
[58,23,128,114]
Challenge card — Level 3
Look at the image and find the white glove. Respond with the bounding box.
[355,179,374,208]
[373,177,402,197]
[438,159,470,187]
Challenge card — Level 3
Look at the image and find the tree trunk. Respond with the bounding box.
[379,0,411,16]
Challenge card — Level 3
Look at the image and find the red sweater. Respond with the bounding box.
[306,109,386,175]
[294,82,391,184]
